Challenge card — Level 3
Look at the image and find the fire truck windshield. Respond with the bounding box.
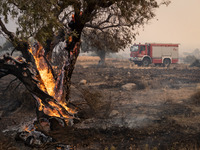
[130,45,139,52]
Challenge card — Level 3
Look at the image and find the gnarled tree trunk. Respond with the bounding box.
[97,49,106,66]
[0,17,83,127]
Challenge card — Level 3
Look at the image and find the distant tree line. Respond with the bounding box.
[183,48,200,67]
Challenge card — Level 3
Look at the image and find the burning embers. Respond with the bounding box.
[16,118,71,149]
[28,42,77,124]
[16,120,53,147]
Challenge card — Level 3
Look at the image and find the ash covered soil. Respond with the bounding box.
[1,56,200,149]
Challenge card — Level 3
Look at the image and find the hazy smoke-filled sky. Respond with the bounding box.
[134,0,200,53]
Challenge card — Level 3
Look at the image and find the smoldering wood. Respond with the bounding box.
[0,4,82,132]
[0,54,75,121]
[63,42,80,101]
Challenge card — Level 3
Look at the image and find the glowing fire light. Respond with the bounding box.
[28,44,55,97]
[28,42,76,122]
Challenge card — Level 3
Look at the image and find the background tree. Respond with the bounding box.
[0,0,170,122]
[81,27,135,65]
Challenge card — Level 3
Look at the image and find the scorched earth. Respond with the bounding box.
[0,56,200,149]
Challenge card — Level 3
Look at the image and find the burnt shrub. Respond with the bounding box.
[190,91,200,106]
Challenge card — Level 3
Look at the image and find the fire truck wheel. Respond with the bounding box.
[142,58,150,67]
[163,58,171,67]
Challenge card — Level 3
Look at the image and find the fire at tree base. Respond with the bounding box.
[0,40,80,148]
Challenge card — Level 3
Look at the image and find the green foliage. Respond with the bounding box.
[82,0,170,53]
[0,0,170,53]
[82,26,136,54]
[1,0,62,41]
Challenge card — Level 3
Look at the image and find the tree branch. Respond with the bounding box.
[97,0,114,8]
[0,54,74,119]
[0,18,15,42]
[85,22,129,31]
[0,18,33,62]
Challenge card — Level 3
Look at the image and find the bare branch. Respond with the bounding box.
[0,19,32,62]
[11,48,17,56]
[85,22,129,31]
[0,18,15,42]
[84,24,104,31]
[97,0,114,8]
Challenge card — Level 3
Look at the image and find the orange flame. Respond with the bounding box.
[29,44,55,96]
[24,126,30,133]
[23,125,35,133]
[28,42,76,122]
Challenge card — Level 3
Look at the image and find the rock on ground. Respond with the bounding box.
[121,83,137,91]
[79,79,87,85]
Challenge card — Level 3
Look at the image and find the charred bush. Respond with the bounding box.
[183,55,197,64]
[190,59,200,67]
[190,91,200,106]
[81,89,103,112]
[80,88,112,118]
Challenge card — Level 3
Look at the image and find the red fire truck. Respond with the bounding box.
[130,43,179,67]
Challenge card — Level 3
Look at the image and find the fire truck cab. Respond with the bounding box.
[130,43,179,67]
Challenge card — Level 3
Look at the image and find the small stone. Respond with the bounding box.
[105,76,109,80]
[121,83,137,91]
[109,110,119,117]
[83,66,88,69]
[79,79,87,85]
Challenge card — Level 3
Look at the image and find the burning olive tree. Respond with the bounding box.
[0,0,170,123]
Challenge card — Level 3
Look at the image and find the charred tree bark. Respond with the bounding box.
[0,55,75,119]
[44,29,65,61]
[97,50,106,66]
[0,1,100,125]
[0,22,82,126]
[64,42,80,102]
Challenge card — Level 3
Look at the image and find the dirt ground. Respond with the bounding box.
[1,56,200,149]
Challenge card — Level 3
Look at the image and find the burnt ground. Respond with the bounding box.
[1,56,200,149]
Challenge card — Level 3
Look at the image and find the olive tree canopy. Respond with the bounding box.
[0,0,170,51]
